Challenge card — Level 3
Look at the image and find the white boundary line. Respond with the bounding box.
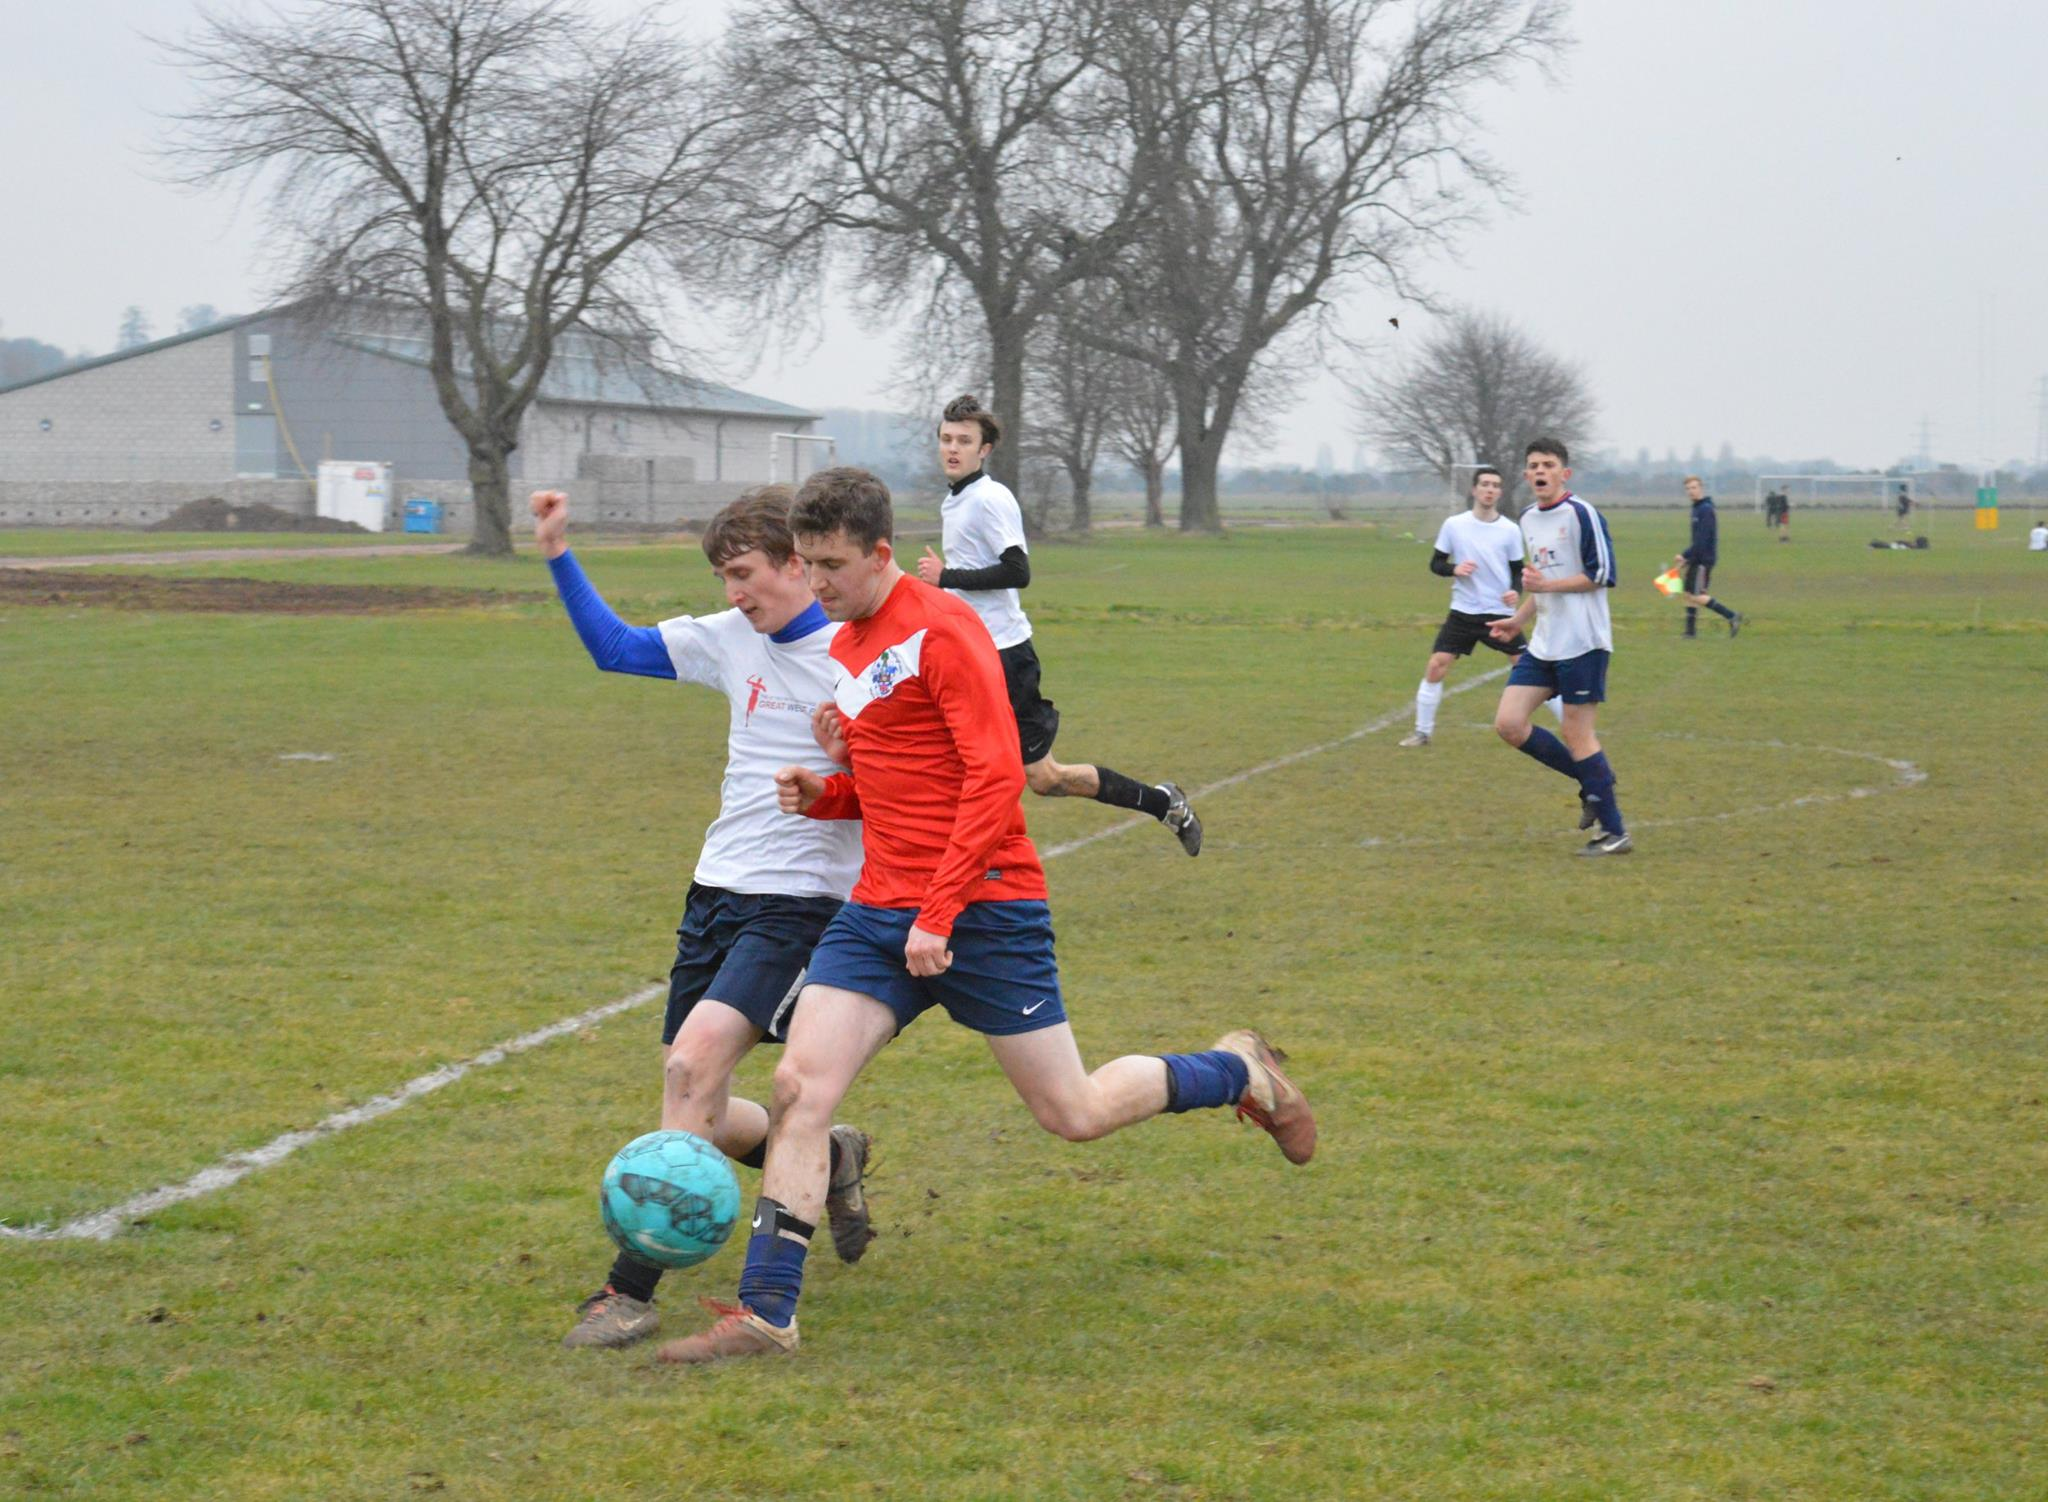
[0,663,1496,1244]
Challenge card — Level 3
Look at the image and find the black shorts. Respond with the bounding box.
[1683,562,1713,596]
[1432,610,1525,658]
[662,882,844,1045]
[998,638,1061,764]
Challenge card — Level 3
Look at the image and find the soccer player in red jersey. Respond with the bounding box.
[658,468,1316,1366]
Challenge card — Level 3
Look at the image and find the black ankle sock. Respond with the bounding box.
[1092,767,1172,820]
[735,1140,766,1170]
[607,1252,661,1303]
[1706,599,1736,620]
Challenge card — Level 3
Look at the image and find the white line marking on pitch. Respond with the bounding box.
[4,670,1506,1243]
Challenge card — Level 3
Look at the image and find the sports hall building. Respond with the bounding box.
[0,304,820,531]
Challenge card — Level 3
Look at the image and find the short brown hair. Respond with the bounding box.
[938,393,1002,449]
[1683,474,1703,486]
[1524,436,1570,465]
[702,484,797,568]
[791,467,894,553]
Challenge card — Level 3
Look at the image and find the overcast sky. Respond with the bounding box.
[7,0,2045,470]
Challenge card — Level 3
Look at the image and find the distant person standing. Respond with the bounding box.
[1765,487,1791,542]
[2029,519,2048,552]
[1895,483,1913,531]
[1673,477,1743,639]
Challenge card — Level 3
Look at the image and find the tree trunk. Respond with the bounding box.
[466,445,515,557]
[1177,435,1222,531]
[1143,460,1165,527]
[986,321,1027,492]
[1069,467,1093,533]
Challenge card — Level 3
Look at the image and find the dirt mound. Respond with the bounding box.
[0,569,539,615]
[148,497,369,534]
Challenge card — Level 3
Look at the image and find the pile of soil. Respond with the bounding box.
[0,569,539,614]
[147,497,368,534]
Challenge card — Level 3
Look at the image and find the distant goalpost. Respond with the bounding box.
[1753,473,1913,512]
[769,433,837,486]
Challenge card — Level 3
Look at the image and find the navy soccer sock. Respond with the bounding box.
[736,1197,812,1329]
[1683,606,1698,635]
[1159,1050,1252,1112]
[1572,752,1625,838]
[1093,766,1173,820]
[606,1252,661,1303]
[1705,598,1736,621]
[1516,725,1580,780]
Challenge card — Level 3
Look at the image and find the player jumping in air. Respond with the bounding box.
[1486,439,1632,856]
[914,394,1203,854]
[658,468,1314,1365]
[1399,465,1559,747]
[532,487,877,1351]
[1673,476,1744,639]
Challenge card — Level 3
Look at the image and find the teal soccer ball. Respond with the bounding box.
[599,1130,740,1269]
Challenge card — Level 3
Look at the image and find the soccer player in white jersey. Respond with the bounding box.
[1485,439,1632,856]
[913,394,1203,854]
[1398,466,1559,747]
[531,486,878,1350]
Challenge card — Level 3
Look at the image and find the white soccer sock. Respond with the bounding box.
[1545,695,1564,724]
[1416,678,1444,734]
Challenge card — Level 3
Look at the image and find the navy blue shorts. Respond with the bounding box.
[663,883,844,1045]
[802,900,1067,1036]
[1507,647,1610,704]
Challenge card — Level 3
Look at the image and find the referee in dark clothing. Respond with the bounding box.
[1673,476,1744,638]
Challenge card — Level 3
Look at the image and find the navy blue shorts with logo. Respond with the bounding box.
[803,899,1067,1036]
[1507,647,1611,704]
[663,882,844,1044]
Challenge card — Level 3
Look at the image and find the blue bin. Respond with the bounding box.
[402,498,442,534]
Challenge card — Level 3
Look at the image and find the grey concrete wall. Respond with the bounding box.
[0,478,315,528]
[0,330,236,481]
[260,323,485,483]
[521,404,809,486]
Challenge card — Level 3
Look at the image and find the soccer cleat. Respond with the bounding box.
[824,1124,876,1265]
[1728,612,1745,638]
[1577,789,1601,831]
[561,1287,659,1350]
[1160,782,1203,857]
[1213,1029,1316,1165]
[1576,832,1633,857]
[655,1297,798,1366]
[1397,731,1431,748]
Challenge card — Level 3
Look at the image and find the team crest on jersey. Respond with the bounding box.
[835,629,928,722]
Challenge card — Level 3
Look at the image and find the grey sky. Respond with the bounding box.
[7,0,2045,470]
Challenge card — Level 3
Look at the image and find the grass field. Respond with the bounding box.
[3,508,2044,1500]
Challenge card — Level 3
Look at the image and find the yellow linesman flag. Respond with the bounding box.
[1653,567,1684,596]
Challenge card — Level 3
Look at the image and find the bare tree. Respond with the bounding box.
[161,0,746,555]
[720,0,1146,495]
[116,307,154,349]
[1108,362,1178,527]
[1354,309,1595,513]
[1023,287,1128,531]
[1092,0,1568,530]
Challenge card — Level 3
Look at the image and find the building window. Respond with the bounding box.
[38,418,51,432]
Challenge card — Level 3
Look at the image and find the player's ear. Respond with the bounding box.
[871,536,895,568]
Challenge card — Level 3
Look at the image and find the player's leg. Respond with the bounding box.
[1555,667,1628,854]
[1403,643,1457,746]
[655,986,898,1364]
[984,1024,1313,1163]
[1008,638,1201,854]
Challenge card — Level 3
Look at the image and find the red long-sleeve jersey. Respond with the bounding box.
[804,574,1045,935]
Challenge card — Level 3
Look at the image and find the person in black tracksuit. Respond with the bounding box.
[1672,476,1743,638]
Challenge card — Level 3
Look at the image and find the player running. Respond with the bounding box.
[1487,439,1632,856]
[1764,485,1791,542]
[913,394,1203,855]
[1672,477,1744,639]
[532,486,878,1351]
[658,467,1314,1366]
[1398,466,1558,747]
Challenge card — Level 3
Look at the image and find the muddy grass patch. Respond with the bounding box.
[0,569,541,614]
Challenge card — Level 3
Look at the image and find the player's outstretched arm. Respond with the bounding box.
[534,491,678,681]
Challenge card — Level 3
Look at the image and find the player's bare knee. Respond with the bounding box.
[1032,1097,1106,1142]
[1494,712,1529,745]
[768,1056,823,1128]
[1024,760,1066,797]
[662,1044,715,1102]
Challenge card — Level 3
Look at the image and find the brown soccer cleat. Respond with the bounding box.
[825,1124,876,1265]
[1214,1029,1317,1165]
[654,1297,799,1366]
[561,1286,659,1350]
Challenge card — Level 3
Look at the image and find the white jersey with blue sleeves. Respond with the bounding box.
[1519,493,1616,660]
[655,609,863,899]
